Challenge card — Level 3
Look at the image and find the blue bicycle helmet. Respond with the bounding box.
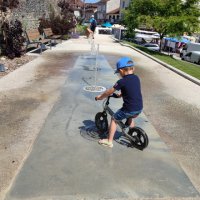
[115,57,135,73]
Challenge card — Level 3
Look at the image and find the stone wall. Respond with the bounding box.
[12,0,60,30]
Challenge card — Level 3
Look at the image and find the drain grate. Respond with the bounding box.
[83,85,106,93]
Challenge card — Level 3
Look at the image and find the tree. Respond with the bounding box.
[124,0,200,50]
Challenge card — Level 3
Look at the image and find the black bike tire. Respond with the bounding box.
[127,127,149,150]
[95,112,108,133]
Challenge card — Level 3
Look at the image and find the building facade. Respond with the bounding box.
[106,0,120,23]
[69,0,84,17]
[119,0,131,19]
[106,8,120,23]
[84,3,97,21]
[95,0,110,24]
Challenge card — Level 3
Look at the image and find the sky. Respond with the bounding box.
[84,0,99,3]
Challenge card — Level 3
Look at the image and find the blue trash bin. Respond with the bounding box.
[0,64,5,72]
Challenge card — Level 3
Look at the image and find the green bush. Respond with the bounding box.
[76,25,87,35]
[62,34,70,40]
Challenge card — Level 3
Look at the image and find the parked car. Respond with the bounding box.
[142,43,160,51]
[181,51,200,64]
[180,42,200,58]
[82,21,91,27]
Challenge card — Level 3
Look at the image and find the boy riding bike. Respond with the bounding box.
[95,57,143,148]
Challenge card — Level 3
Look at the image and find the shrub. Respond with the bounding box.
[1,20,25,59]
[39,1,77,35]
[76,25,87,35]
[0,0,25,58]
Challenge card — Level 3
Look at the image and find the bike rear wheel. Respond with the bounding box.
[95,112,108,133]
[127,127,149,150]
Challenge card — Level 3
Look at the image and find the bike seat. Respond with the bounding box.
[125,114,139,127]
[128,114,139,119]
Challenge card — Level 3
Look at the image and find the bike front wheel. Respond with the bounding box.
[127,127,149,150]
[95,112,108,133]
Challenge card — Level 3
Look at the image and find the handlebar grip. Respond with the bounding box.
[112,93,120,98]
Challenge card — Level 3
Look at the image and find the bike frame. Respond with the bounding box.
[103,96,130,132]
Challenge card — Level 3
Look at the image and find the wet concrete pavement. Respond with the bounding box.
[1,35,200,199]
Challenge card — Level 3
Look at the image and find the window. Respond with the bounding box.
[122,1,125,8]
[185,52,192,57]
[182,44,187,50]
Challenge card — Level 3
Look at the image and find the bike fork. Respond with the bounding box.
[121,126,139,144]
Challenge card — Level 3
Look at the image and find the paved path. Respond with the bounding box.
[3,35,200,200]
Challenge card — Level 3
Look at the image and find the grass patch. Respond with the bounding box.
[124,41,200,80]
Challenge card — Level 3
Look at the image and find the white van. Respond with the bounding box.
[182,51,200,64]
[181,42,200,57]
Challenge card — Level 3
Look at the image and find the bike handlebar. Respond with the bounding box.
[111,93,120,98]
[106,93,120,105]
[95,93,120,101]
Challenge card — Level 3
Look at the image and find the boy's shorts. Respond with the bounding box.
[113,109,142,121]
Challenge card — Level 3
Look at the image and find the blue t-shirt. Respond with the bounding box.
[90,18,96,28]
[113,74,143,112]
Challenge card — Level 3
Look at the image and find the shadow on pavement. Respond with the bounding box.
[79,120,105,142]
[79,120,132,148]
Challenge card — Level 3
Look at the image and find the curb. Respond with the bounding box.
[114,38,200,86]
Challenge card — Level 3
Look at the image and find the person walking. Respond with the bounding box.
[89,15,97,39]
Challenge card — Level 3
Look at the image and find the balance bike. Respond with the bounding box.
[95,94,149,150]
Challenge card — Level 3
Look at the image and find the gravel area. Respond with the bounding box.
[0,55,36,78]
